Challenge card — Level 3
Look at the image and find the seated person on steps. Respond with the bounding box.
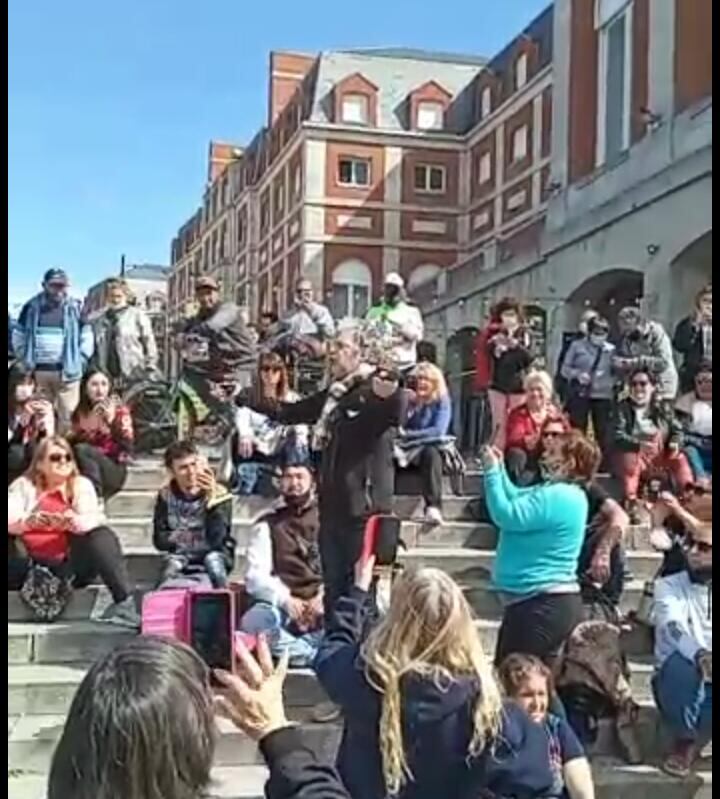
[8,364,55,484]
[675,360,712,489]
[241,461,323,668]
[652,523,712,778]
[153,441,235,589]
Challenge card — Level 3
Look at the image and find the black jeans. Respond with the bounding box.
[73,443,128,500]
[366,428,396,515]
[319,511,366,619]
[566,397,613,465]
[8,526,131,603]
[495,592,585,667]
[417,445,443,508]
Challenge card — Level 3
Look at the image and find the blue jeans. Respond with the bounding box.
[684,444,712,481]
[240,602,322,668]
[653,652,713,742]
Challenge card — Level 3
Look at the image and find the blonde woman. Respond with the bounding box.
[315,557,504,799]
[399,363,453,525]
[7,436,138,627]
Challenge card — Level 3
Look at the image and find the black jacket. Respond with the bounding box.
[254,379,405,519]
[262,727,351,799]
[183,301,256,375]
[673,316,711,391]
[612,398,683,453]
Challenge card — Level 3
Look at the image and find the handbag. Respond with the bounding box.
[19,562,74,622]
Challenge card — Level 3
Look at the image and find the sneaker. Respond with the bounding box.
[662,740,699,778]
[311,701,342,723]
[99,597,141,630]
[424,506,444,527]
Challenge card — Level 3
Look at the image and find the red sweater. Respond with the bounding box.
[506,404,566,454]
[22,490,72,562]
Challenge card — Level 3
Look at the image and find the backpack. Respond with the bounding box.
[19,563,74,622]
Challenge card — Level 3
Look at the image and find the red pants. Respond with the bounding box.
[618,448,694,499]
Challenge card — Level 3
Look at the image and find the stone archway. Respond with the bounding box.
[668,231,712,326]
[565,268,645,337]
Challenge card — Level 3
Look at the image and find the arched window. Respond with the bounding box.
[331,260,372,320]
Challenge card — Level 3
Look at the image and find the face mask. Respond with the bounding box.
[590,334,607,347]
[384,286,401,304]
[15,386,34,402]
[627,329,642,342]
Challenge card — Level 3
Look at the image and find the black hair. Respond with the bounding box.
[629,366,657,385]
[72,369,115,422]
[164,440,199,469]
[588,316,610,334]
[8,363,37,419]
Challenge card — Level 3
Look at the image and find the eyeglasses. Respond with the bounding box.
[48,453,73,464]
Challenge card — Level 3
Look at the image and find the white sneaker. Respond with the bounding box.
[424,507,444,527]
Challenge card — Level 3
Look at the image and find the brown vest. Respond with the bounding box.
[266,500,322,600]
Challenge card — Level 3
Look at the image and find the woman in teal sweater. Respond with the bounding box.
[482,431,598,667]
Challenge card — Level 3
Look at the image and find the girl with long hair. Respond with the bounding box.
[70,368,134,499]
[398,362,452,525]
[315,559,504,799]
[8,364,55,484]
[232,351,307,494]
[7,436,138,627]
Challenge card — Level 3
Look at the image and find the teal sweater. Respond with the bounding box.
[484,464,588,596]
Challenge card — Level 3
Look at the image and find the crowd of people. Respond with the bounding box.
[7,267,713,797]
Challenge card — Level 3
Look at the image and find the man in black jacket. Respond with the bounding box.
[244,328,405,615]
[152,440,235,588]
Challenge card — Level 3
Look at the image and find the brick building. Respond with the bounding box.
[169,0,711,386]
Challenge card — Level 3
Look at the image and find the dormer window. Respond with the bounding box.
[515,53,528,90]
[341,93,370,125]
[480,86,493,119]
[417,101,445,130]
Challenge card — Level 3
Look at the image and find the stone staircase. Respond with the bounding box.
[7,462,711,798]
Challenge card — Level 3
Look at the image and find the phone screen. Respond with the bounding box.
[189,593,233,675]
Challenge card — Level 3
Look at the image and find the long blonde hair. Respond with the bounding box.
[361,567,503,795]
[27,437,80,495]
[414,362,448,404]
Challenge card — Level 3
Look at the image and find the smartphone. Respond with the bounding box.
[361,514,401,567]
[188,591,234,681]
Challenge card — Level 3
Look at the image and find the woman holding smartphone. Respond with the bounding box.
[7,436,139,627]
[8,364,55,484]
[70,369,134,499]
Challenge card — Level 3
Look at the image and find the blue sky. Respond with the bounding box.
[8,0,548,304]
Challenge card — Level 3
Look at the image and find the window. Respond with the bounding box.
[292,165,302,200]
[194,252,202,276]
[203,240,210,271]
[480,86,492,119]
[260,196,270,234]
[511,125,529,162]
[211,231,219,265]
[417,101,445,130]
[478,152,493,185]
[219,222,227,260]
[515,53,528,90]
[338,158,371,187]
[211,187,218,220]
[331,259,372,319]
[414,164,446,193]
[274,183,285,218]
[236,210,246,246]
[341,93,369,125]
[221,176,229,208]
[596,0,633,166]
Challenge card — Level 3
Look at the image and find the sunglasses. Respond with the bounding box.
[260,365,282,373]
[48,453,73,464]
[543,431,563,439]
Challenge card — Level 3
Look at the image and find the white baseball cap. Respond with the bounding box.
[384,272,405,288]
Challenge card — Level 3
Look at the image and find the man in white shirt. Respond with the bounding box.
[240,462,323,667]
[652,523,712,777]
[278,279,336,358]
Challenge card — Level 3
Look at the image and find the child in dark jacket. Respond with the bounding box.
[153,441,235,588]
[315,558,504,799]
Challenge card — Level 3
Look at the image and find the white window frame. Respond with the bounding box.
[515,53,528,90]
[478,151,493,185]
[511,125,529,163]
[414,163,447,194]
[341,93,370,125]
[337,157,371,187]
[416,101,445,130]
[480,86,492,119]
[331,259,372,320]
[595,0,633,166]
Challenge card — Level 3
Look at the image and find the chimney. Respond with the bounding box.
[268,51,315,126]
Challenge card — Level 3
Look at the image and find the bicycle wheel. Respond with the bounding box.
[124,379,178,453]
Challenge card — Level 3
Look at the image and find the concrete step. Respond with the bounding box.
[8,713,341,774]
[7,763,710,799]
[8,662,329,718]
[106,491,274,520]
